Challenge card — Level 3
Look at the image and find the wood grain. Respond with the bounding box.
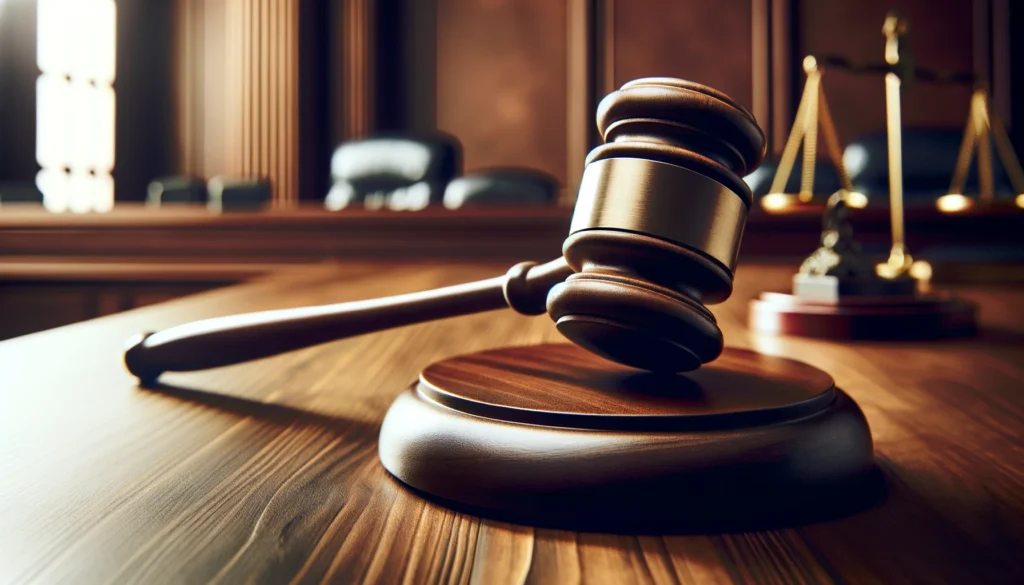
[174,0,300,205]
[2,262,1024,583]
[420,345,834,421]
[383,344,871,530]
[1,204,1022,267]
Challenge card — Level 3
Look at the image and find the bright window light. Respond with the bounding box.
[35,0,117,213]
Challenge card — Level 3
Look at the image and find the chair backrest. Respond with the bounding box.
[146,176,206,206]
[0,182,44,205]
[443,168,559,209]
[326,135,462,210]
[743,159,842,199]
[207,176,272,212]
[844,129,1013,201]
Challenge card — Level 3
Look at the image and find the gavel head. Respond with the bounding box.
[547,78,765,373]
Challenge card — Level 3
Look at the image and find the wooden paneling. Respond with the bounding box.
[229,0,301,205]
[0,278,234,341]
[798,0,975,144]
[341,0,374,140]
[174,0,300,206]
[3,263,1024,581]
[174,0,229,182]
[436,0,569,186]
[611,0,755,113]
[0,205,1021,267]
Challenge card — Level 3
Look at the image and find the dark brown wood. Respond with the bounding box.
[381,344,874,532]
[1,204,1023,267]
[4,261,1024,582]
[436,0,569,185]
[750,290,978,339]
[798,0,975,142]
[0,205,572,263]
[547,79,764,373]
[612,0,755,113]
[420,344,834,422]
[123,258,572,382]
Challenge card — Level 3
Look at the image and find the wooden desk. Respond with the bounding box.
[2,262,1023,584]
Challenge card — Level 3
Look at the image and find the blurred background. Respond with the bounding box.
[0,0,1021,338]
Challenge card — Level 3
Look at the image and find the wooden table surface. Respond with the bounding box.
[2,262,1023,584]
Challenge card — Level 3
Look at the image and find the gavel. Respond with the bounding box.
[125,78,765,383]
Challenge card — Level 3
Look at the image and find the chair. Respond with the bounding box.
[146,176,206,206]
[744,158,843,202]
[0,182,44,205]
[325,134,461,211]
[207,176,272,212]
[442,168,559,209]
[843,129,1014,205]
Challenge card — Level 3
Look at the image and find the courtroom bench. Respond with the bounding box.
[2,204,1023,340]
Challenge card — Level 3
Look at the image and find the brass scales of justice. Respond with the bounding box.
[748,11,1022,340]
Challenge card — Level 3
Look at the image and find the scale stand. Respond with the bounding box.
[749,12,977,340]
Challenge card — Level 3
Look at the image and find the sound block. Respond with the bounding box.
[378,344,877,532]
[749,291,977,340]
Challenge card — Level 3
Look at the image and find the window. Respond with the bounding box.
[36,0,116,213]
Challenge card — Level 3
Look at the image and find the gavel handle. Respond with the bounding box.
[124,258,572,383]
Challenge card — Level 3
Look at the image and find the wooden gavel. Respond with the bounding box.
[125,78,765,383]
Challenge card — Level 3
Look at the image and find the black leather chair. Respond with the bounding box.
[325,134,461,210]
[743,157,844,202]
[442,168,559,208]
[843,128,1014,205]
[207,176,272,212]
[0,182,44,205]
[146,176,207,206]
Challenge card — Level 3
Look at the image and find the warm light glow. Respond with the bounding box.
[909,260,932,282]
[876,245,912,280]
[35,0,117,213]
[844,191,868,209]
[35,74,71,169]
[1016,194,1024,209]
[36,169,69,213]
[761,192,797,212]
[936,193,974,214]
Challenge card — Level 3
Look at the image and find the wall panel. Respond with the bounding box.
[174,0,300,206]
[799,0,974,145]
[436,0,569,186]
[611,0,755,113]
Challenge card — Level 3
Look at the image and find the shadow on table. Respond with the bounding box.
[141,381,381,438]
[142,381,887,536]
[385,463,888,536]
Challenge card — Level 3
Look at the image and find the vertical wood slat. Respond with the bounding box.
[208,0,299,205]
[566,0,593,206]
[601,0,616,96]
[274,0,282,205]
[260,0,269,200]
[343,0,374,140]
[241,0,251,178]
[751,0,771,138]
[770,0,793,157]
[991,0,1010,125]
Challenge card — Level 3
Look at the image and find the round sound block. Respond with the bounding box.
[749,292,977,340]
[378,344,877,532]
